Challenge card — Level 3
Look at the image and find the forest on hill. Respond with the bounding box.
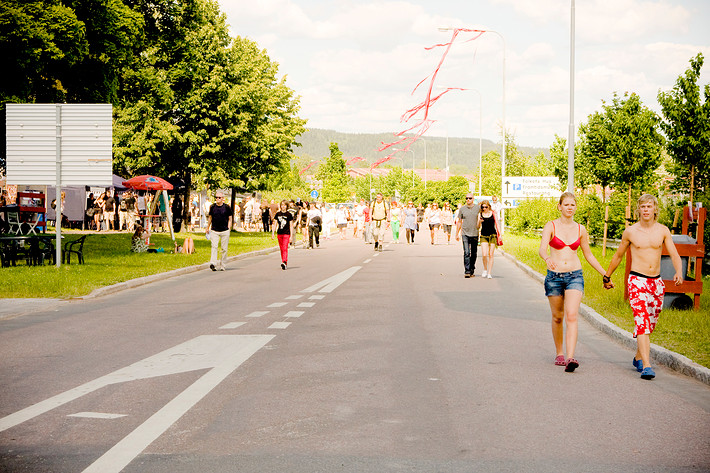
[292,128,548,174]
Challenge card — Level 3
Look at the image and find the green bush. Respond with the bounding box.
[508,198,557,234]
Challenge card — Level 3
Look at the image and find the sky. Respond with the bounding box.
[220,0,710,149]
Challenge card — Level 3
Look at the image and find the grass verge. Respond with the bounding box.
[2,230,281,299]
[503,233,709,369]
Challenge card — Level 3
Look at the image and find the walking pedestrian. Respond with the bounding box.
[307,201,322,249]
[441,202,454,244]
[390,201,401,243]
[603,194,683,380]
[403,201,417,244]
[206,191,233,271]
[478,200,502,279]
[336,204,348,240]
[454,193,479,278]
[370,193,389,251]
[272,200,295,270]
[538,192,608,372]
[429,202,441,244]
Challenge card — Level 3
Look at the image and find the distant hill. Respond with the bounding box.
[292,128,548,173]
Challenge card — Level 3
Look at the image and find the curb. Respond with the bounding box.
[499,249,710,386]
[81,244,285,300]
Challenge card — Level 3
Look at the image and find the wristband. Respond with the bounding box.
[602,275,611,284]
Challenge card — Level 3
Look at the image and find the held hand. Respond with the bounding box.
[603,281,615,290]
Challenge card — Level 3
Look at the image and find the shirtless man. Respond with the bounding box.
[604,194,683,380]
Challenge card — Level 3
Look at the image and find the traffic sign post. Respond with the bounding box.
[501,176,560,208]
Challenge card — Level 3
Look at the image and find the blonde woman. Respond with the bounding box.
[477,200,500,278]
[440,202,454,244]
[538,192,608,372]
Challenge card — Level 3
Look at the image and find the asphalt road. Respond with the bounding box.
[0,233,708,473]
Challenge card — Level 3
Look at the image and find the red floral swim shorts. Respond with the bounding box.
[628,273,665,338]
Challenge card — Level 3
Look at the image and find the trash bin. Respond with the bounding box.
[661,234,694,309]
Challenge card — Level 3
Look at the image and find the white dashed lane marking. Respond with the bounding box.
[269,322,291,329]
[219,322,246,330]
[245,311,269,318]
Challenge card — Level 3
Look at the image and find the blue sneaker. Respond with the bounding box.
[632,358,643,372]
[640,367,656,380]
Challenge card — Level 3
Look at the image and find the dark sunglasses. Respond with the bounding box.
[465,197,474,200]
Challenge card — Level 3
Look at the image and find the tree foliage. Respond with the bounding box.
[315,143,352,202]
[658,53,710,202]
[581,92,664,207]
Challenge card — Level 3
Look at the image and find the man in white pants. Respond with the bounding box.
[205,191,233,271]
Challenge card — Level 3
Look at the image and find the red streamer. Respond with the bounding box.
[378,28,487,162]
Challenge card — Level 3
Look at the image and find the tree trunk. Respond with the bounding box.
[690,164,695,205]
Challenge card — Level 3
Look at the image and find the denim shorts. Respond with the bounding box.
[544,269,584,297]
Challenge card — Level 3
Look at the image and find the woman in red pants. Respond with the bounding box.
[272,200,295,270]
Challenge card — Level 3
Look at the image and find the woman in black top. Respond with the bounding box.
[272,200,295,270]
[477,200,501,279]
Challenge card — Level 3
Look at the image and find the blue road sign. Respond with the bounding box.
[310,190,319,199]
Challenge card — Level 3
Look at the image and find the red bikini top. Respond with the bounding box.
[549,222,581,250]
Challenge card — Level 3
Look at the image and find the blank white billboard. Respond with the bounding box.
[5,103,112,186]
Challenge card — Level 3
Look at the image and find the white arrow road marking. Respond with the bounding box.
[301,266,361,293]
[0,334,272,434]
[81,335,273,473]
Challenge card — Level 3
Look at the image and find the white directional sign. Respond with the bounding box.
[501,176,561,208]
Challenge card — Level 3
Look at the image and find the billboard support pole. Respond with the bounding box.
[55,105,62,267]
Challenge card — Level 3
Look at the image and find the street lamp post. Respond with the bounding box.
[419,137,427,190]
[394,148,415,187]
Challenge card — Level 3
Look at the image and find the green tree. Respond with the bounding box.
[114,0,305,201]
[480,150,501,196]
[550,134,592,191]
[0,0,89,103]
[316,143,352,202]
[657,52,710,203]
[582,92,664,210]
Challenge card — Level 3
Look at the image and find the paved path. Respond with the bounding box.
[0,235,708,472]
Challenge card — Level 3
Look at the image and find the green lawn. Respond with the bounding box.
[503,233,710,368]
[1,230,281,299]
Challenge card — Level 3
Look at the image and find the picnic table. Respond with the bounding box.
[0,234,56,267]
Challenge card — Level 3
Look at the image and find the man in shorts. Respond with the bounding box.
[604,194,683,380]
[370,193,389,251]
